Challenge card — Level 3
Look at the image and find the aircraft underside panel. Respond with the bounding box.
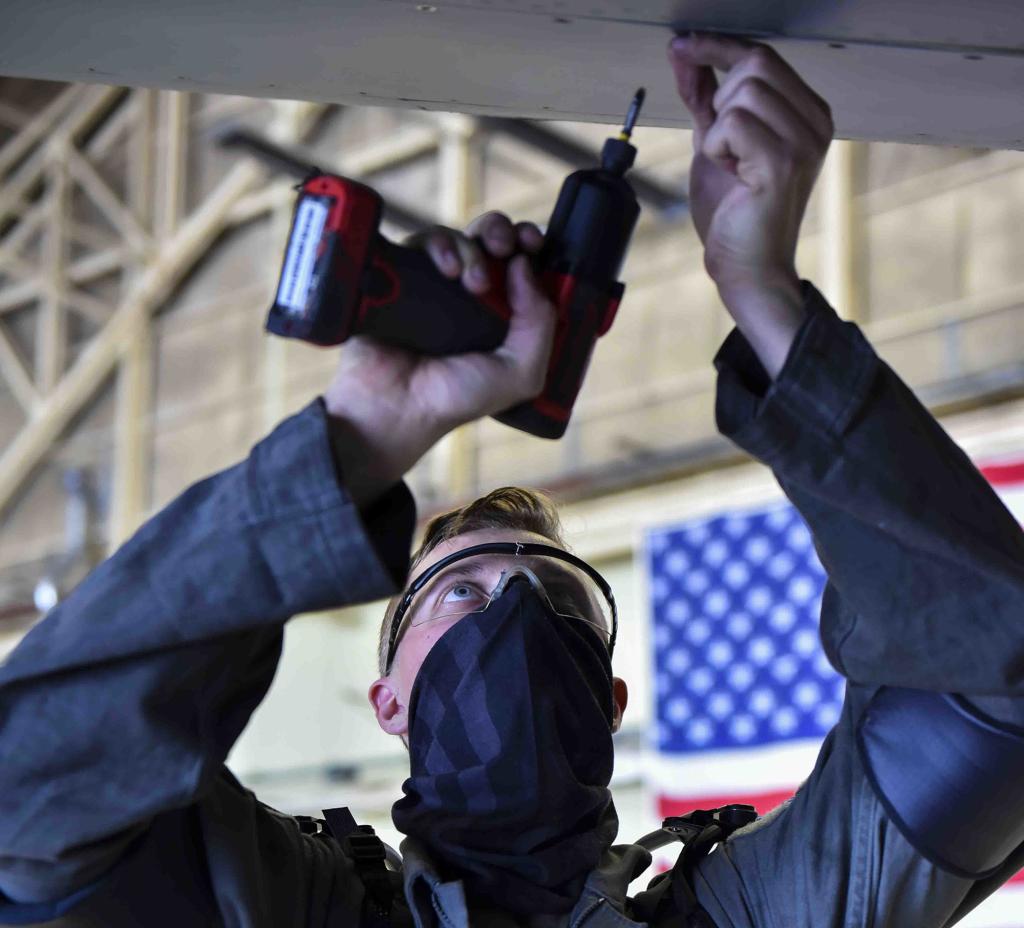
[2,0,1024,148]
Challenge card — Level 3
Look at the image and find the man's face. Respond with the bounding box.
[368,527,629,741]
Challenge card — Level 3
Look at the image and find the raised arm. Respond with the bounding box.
[669,31,1024,697]
[669,33,1024,927]
[0,215,555,920]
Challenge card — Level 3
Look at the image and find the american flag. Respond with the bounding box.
[645,459,1024,928]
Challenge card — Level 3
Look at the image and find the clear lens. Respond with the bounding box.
[404,552,613,643]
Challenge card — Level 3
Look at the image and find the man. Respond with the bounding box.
[1,32,1023,928]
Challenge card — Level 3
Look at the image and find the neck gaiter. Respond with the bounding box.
[391,577,619,915]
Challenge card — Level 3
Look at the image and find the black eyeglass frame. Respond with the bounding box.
[384,541,618,674]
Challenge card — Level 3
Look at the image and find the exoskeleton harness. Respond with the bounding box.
[306,803,760,928]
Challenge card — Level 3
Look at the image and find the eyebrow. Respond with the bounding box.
[420,559,490,587]
[413,560,494,608]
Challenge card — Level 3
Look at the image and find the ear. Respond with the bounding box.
[611,676,629,734]
[368,677,409,737]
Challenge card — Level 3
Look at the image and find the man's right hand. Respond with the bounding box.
[322,212,555,507]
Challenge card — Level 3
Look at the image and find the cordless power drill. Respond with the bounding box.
[266,90,646,439]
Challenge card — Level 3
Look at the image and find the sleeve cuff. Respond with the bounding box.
[713,281,881,463]
[247,398,416,605]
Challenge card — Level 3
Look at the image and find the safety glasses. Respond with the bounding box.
[384,541,617,674]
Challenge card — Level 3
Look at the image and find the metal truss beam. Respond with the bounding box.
[0,92,325,521]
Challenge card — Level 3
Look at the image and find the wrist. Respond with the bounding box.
[714,265,801,307]
[714,270,806,379]
[323,397,444,509]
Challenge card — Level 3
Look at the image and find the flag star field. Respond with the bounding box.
[648,503,843,756]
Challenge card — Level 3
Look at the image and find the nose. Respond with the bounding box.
[491,566,547,601]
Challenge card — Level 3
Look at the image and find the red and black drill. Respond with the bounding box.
[266,90,646,439]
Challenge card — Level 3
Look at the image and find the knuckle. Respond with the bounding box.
[428,227,454,250]
[770,149,799,181]
[733,76,769,109]
[720,107,749,132]
[748,45,776,71]
[476,210,509,237]
[702,248,724,281]
[464,212,489,237]
[745,75,772,97]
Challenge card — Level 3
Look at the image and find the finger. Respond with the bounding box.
[492,254,556,399]
[711,49,833,141]
[667,37,718,138]
[670,32,757,72]
[449,234,491,295]
[703,107,786,191]
[465,210,516,257]
[714,77,825,151]
[421,228,463,278]
[515,221,544,253]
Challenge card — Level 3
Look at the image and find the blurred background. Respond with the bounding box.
[0,78,1022,924]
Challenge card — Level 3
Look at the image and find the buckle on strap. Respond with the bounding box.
[347,826,387,864]
[670,804,757,833]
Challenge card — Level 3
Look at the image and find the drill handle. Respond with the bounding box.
[361,237,622,440]
[358,235,511,355]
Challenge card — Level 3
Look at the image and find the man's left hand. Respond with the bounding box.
[667,34,834,376]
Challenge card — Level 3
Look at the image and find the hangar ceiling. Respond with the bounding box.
[2,1,1024,149]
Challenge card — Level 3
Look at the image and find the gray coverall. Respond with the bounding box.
[0,282,1022,927]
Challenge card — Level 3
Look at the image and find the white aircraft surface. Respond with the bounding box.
[2,1,1023,147]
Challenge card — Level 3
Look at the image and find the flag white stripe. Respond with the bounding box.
[646,739,823,797]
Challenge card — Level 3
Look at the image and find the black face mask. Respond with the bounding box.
[391,577,619,915]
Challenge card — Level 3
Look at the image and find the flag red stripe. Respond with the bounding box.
[981,461,1024,486]
[659,789,796,820]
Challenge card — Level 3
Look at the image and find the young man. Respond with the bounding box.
[2,33,1023,928]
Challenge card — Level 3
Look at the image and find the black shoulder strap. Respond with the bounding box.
[322,806,395,928]
[632,804,757,928]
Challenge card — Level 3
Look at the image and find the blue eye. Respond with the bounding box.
[441,583,483,604]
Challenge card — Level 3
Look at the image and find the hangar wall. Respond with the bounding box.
[1,76,1024,871]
